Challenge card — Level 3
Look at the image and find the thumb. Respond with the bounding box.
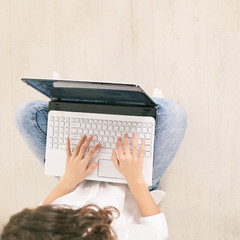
[85,162,98,177]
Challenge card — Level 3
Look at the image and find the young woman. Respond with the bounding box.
[1,96,187,240]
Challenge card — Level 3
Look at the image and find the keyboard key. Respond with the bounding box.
[89,129,94,135]
[100,148,112,154]
[145,134,151,139]
[116,132,121,137]
[65,133,69,138]
[71,134,82,139]
[139,133,144,138]
[71,139,80,144]
[119,126,125,131]
[137,127,142,132]
[58,144,66,150]
[145,151,151,157]
[71,123,80,128]
[109,136,115,142]
[70,128,77,133]
[110,131,115,136]
[145,139,151,145]
[83,129,89,134]
[145,145,151,151]
[105,142,111,148]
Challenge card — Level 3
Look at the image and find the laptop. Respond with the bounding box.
[21,78,157,186]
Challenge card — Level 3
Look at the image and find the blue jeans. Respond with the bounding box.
[14,98,187,191]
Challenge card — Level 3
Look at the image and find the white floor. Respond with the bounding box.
[0,1,240,239]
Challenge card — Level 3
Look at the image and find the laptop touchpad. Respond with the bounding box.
[98,159,125,179]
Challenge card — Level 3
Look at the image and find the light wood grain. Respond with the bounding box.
[0,0,239,239]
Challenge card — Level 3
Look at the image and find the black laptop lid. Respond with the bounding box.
[21,78,156,107]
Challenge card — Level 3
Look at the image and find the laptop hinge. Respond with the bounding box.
[48,101,157,119]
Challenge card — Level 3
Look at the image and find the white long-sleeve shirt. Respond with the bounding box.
[46,180,169,240]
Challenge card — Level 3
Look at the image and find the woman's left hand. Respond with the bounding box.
[61,135,101,191]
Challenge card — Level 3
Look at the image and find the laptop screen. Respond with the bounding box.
[21,78,156,107]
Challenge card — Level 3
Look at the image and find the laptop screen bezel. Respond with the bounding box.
[21,78,157,107]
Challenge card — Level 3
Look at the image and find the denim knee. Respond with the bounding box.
[14,100,48,132]
[153,97,187,131]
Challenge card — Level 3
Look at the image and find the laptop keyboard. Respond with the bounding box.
[47,111,154,157]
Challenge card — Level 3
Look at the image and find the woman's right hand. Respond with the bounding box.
[111,132,145,183]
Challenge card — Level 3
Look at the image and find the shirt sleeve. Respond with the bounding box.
[139,212,169,239]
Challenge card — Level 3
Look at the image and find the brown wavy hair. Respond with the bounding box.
[1,204,119,240]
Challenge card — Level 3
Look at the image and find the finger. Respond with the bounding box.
[138,138,145,163]
[66,137,71,159]
[116,137,125,158]
[111,149,120,169]
[84,162,98,177]
[132,132,138,156]
[78,135,93,159]
[84,143,101,163]
[123,133,131,156]
[72,135,86,158]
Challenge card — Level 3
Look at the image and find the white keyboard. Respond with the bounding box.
[47,111,154,157]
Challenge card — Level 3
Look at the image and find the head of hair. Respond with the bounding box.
[1,204,119,240]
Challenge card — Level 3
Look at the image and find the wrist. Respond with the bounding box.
[58,177,76,193]
[126,175,146,188]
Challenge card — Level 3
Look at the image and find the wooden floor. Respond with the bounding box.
[0,1,239,239]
